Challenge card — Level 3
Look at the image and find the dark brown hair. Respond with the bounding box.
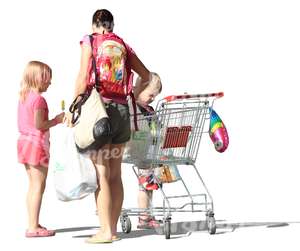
[92,9,114,31]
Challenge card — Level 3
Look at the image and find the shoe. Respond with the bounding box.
[137,217,162,229]
[85,235,112,244]
[25,227,55,238]
[112,235,121,241]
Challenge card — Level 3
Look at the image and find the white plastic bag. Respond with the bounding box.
[123,104,158,165]
[50,127,98,201]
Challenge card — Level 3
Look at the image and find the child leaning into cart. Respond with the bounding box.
[134,72,163,229]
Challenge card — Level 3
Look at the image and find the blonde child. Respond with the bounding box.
[134,72,163,229]
[17,61,65,237]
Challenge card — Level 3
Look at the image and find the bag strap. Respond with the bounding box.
[89,35,100,92]
[129,92,139,131]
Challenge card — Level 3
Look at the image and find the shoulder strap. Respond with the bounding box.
[89,35,100,92]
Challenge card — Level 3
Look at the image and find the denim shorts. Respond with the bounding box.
[105,102,131,145]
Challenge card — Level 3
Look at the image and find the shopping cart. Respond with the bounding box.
[121,92,224,239]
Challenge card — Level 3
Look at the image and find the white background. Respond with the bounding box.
[0,0,300,250]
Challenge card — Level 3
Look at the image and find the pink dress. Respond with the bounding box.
[17,91,50,167]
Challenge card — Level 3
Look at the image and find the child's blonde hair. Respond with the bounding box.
[135,72,162,97]
[19,61,52,101]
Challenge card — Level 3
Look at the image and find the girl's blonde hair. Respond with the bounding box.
[19,61,52,101]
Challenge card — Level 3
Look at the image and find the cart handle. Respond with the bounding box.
[164,92,224,102]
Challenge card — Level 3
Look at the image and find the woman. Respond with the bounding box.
[67,9,151,243]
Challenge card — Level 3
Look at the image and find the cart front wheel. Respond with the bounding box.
[164,219,171,239]
[120,216,131,234]
[206,215,216,235]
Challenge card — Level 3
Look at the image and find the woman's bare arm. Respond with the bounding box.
[73,44,92,99]
[130,53,150,94]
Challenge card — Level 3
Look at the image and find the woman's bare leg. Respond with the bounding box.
[91,145,112,240]
[109,143,125,236]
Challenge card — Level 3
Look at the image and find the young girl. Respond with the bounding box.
[17,61,64,237]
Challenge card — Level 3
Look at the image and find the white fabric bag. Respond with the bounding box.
[50,127,98,201]
[70,88,112,152]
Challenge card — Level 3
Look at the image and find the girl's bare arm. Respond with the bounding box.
[34,109,64,130]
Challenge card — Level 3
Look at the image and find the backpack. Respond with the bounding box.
[88,33,132,100]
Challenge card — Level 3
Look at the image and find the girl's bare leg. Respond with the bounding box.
[25,164,48,231]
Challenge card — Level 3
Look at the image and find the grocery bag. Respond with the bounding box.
[50,127,98,201]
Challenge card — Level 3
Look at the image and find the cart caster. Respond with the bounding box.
[206,211,216,235]
[120,215,131,234]
[164,219,171,239]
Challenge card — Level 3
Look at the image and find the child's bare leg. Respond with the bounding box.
[25,164,48,231]
[137,189,161,229]
[138,189,153,219]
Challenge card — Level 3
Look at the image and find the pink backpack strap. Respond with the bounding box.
[126,70,138,131]
[89,35,100,92]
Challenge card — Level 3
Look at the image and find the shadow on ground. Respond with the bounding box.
[67,220,299,240]
[55,226,99,233]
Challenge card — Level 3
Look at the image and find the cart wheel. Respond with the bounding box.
[120,216,131,234]
[164,219,171,239]
[206,215,216,235]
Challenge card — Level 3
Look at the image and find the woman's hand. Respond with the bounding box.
[63,112,74,127]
